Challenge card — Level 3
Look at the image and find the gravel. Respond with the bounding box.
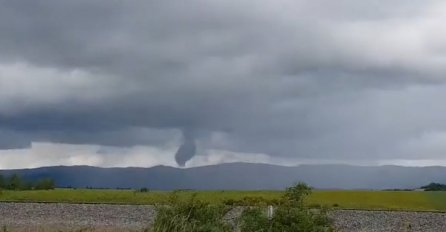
[0,203,156,231]
[1,203,446,231]
[329,210,446,232]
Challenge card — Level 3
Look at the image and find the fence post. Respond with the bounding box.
[267,205,274,220]
[267,205,274,231]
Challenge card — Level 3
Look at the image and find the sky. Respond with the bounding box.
[1,0,446,169]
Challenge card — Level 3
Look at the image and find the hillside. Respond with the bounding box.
[1,163,446,190]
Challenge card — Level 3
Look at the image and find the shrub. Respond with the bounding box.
[283,182,312,207]
[240,182,333,232]
[222,199,236,206]
[138,188,150,193]
[238,207,271,231]
[152,182,333,231]
[308,203,322,209]
[151,193,232,232]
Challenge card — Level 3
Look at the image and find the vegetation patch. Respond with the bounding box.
[0,174,55,191]
[239,183,333,232]
[151,183,333,231]
[421,183,446,191]
[152,193,232,232]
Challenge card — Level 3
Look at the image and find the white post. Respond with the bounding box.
[267,205,274,220]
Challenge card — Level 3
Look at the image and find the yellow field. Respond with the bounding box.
[308,191,446,211]
[1,189,446,211]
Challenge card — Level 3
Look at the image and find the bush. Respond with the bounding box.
[152,182,333,232]
[222,199,237,206]
[283,182,312,207]
[240,182,333,232]
[151,193,232,232]
[308,203,322,209]
[238,207,271,231]
[138,188,150,193]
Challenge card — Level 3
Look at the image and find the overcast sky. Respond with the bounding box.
[1,0,446,169]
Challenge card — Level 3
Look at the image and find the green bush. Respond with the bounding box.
[283,182,312,207]
[308,203,322,209]
[240,182,333,232]
[138,187,150,193]
[151,193,232,232]
[152,182,333,232]
[238,207,271,231]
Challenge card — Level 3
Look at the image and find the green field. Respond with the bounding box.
[1,189,446,211]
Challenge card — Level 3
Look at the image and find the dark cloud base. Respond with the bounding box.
[1,0,446,165]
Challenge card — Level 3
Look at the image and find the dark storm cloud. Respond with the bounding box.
[1,0,446,164]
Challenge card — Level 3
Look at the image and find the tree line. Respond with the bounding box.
[0,174,55,190]
[421,182,446,191]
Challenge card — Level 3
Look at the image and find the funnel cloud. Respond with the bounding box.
[175,131,197,167]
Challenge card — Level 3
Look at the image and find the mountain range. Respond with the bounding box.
[1,163,446,190]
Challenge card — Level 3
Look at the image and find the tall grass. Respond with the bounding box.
[152,183,334,232]
[239,183,333,232]
[151,193,232,232]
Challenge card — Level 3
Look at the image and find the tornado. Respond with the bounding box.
[175,130,196,167]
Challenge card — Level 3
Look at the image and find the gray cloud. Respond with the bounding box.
[1,0,446,166]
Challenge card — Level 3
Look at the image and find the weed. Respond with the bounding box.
[151,193,232,232]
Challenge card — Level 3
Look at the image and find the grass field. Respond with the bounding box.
[1,189,446,211]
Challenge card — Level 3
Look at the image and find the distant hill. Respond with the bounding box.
[1,163,446,190]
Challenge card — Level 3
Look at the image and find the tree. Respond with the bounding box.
[283,182,312,207]
[421,183,446,191]
[8,174,22,190]
[34,178,55,190]
[0,174,4,189]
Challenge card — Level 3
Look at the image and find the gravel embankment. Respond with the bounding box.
[329,210,446,232]
[1,203,446,231]
[0,203,156,231]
